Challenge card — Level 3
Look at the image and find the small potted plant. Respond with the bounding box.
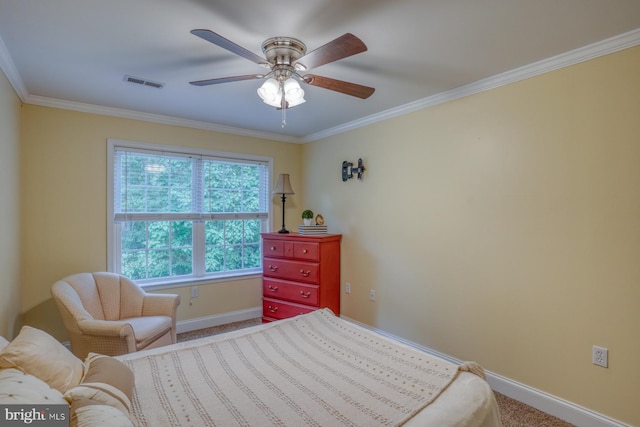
[302,209,314,225]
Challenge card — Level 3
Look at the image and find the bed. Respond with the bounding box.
[0,308,501,426]
[116,309,502,426]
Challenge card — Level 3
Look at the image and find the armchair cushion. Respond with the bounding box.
[123,316,172,349]
[0,326,85,393]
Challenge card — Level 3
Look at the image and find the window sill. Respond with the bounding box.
[138,271,263,291]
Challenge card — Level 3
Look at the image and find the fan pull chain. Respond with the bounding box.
[280,80,287,128]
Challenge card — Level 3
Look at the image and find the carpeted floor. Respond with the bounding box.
[177,318,262,342]
[493,392,574,427]
[178,319,575,427]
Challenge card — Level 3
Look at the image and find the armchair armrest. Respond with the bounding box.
[77,319,135,338]
[74,319,137,358]
[142,293,181,317]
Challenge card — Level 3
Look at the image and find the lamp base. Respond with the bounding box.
[277,192,290,234]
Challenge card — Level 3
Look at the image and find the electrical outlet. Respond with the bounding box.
[191,286,199,298]
[369,290,376,301]
[592,346,608,368]
[345,283,351,294]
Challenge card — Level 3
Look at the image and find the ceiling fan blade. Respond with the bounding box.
[295,33,367,70]
[302,74,375,99]
[190,74,264,86]
[191,29,266,65]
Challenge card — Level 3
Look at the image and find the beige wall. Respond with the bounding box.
[302,45,640,425]
[19,105,302,340]
[0,69,21,338]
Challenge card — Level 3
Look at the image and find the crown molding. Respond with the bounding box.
[24,94,300,143]
[301,28,640,142]
[2,28,639,144]
[0,35,28,101]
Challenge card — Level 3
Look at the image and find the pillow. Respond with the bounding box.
[64,353,135,417]
[70,399,133,427]
[0,336,8,351]
[0,368,67,405]
[64,384,131,417]
[0,326,84,393]
[82,353,134,402]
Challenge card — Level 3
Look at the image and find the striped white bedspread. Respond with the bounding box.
[120,309,465,427]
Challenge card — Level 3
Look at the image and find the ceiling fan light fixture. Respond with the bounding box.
[284,79,305,107]
[257,78,281,107]
[258,77,306,109]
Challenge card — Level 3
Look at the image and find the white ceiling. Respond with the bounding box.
[1,0,640,142]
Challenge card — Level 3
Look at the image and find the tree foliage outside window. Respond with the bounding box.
[110,141,270,285]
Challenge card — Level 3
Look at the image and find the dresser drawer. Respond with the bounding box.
[263,239,318,261]
[263,278,319,306]
[262,239,284,258]
[293,242,319,261]
[263,258,319,284]
[263,298,315,320]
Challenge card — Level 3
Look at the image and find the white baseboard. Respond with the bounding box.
[487,373,630,427]
[176,307,262,334]
[340,315,630,427]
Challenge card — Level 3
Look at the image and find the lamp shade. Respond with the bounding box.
[272,173,294,195]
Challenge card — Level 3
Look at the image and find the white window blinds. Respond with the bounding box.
[109,141,271,284]
[114,148,270,222]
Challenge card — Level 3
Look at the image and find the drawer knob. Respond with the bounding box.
[299,269,311,277]
[268,265,278,272]
[302,249,308,254]
[270,246,276,251]
[268,285,279,292]
[268,306,278,313]
[300,291,311,298]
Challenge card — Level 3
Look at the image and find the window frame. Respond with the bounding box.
[107,138,273,290]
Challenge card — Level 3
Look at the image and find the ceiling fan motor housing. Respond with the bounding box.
[261,37,307,67]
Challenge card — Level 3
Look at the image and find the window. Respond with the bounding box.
[107,139,271,287]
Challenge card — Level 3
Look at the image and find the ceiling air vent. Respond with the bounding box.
[123,75,164,89]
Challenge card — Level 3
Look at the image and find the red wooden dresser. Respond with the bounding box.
[261,232,341,322]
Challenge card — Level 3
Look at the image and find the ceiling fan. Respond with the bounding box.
[189,29,375,125]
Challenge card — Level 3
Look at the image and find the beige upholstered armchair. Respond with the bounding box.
[51,272,180,359]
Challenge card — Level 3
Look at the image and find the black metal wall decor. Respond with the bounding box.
[342,158,365,181]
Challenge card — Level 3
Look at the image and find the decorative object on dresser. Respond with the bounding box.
[301,209,314,225]
[272,174,295,233]
[261,232,341,322]
[298,224,328,235]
